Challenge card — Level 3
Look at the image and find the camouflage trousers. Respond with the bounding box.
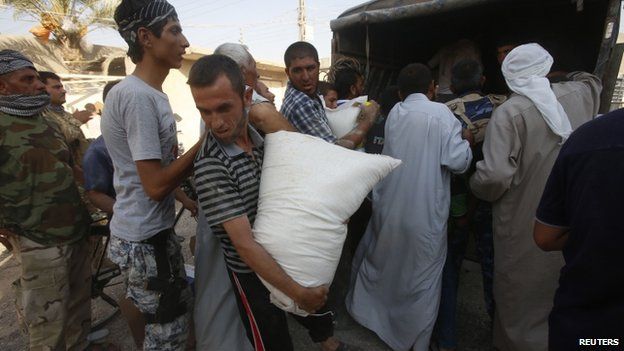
[8,235,92,351]
[108,231,192,351]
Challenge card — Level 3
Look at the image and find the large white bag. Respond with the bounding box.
[252,131,401,316]
[325,96,368,138]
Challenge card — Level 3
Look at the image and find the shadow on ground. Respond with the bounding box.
[0,210,492,350]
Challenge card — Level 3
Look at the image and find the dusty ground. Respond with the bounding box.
[0,209,491,350]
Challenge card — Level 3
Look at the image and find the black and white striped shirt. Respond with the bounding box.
[194,127,263,273]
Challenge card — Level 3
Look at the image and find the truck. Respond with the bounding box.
[330,0,622,112]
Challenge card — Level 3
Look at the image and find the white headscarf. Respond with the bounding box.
[502,43,571,143]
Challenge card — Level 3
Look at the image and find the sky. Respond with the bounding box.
[0,0,365,63]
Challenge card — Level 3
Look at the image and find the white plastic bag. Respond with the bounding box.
[325,96,368,138]
[252,131,401,316]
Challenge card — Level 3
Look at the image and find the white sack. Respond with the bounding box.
[252,131,401,316]
[325,96,368,138]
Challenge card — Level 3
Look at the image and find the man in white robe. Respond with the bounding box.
[346,63,472,351]
[469,43,601,351]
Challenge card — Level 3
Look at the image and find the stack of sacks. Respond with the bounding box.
[325,96,368,138]
[253,131,401,316]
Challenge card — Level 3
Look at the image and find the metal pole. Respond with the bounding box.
[298,0,307,41]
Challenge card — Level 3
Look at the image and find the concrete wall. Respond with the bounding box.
[66,55,290,152]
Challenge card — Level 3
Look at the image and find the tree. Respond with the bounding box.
[2,0,119,52]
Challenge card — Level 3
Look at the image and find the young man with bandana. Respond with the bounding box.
[0,50,92,350]
[101,0,202,349]
[469,43,602,351]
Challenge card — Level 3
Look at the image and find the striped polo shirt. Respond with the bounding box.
[194,126,263,273]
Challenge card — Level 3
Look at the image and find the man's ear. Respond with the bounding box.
[137,27,151,47]
[480,75,486,88]
[427,80,436,100]
[398,90,404,101]
[350,84,359,99]
[243,85,253,107]
[284,67,291,80]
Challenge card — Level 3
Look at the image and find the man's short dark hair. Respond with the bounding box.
[114,0,177,63]
[103,80,122,102]
[187,54,245,98]
[284,41,319,68]
[379,85,401,116]
[397,63,432,97]
[495,33,520,49]
[450,59,483,95]
[39,71,60,84]
[334,68,362,100]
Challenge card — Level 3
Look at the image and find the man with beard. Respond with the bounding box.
[191,54,357,351]
[469,43,601,351]
[40,71,91,167]
[0,50,92,350]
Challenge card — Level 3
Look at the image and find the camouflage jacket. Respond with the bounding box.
[44,108,89,167]
[0,111,89,246]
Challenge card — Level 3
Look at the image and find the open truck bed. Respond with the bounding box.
[330,0,621,112]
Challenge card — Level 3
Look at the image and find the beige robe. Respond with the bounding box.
[469,72,601,351]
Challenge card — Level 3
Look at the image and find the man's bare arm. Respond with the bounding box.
[533,220,570,251]
[86,190,115,215]
[335,101,380,149]
[223,215,328,313]
[174,188,197,217]
[249,102,296,133]
[135,136,204,202]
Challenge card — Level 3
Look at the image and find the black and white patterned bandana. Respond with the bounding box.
[0,50,50,117]
[116,0,177,45]
[0,49,35,76]
[0,93,51,117]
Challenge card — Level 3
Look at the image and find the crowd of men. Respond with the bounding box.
[1,0,622,350]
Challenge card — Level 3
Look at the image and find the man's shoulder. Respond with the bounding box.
[84,137,110,161]
[108,76,161,104]
[282,89,309,107]
[493,94,535,118]
[196,135,228,167]
[2,113,57,140]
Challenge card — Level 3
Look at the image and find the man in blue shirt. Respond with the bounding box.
[534,109,624,351]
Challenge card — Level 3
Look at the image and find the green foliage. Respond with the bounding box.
[3,0,119,48]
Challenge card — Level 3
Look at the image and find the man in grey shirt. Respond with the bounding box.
[101,0,203,349]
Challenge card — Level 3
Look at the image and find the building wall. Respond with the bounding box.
[66,55,291,152]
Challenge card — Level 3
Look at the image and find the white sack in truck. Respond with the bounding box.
[325,96,368,138]
[252,131,401,316]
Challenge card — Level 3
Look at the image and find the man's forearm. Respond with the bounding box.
[236,239,303,300]
[533,220,570,251]
[136,136,204,201]
[223,217,304,301]
[336,120,372,149]
[86,190,115,215]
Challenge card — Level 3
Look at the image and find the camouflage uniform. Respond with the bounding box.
[0,111,91,350]
[109,231,192,351]
[44,108,98,214]
[44,108,89,167]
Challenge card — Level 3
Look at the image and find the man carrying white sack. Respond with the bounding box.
[189,54,359,351]
[469,43,601,351]
[347,63,473,351]
[280,41,379,149]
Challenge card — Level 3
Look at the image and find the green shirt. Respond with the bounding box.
[0,111,88,245]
